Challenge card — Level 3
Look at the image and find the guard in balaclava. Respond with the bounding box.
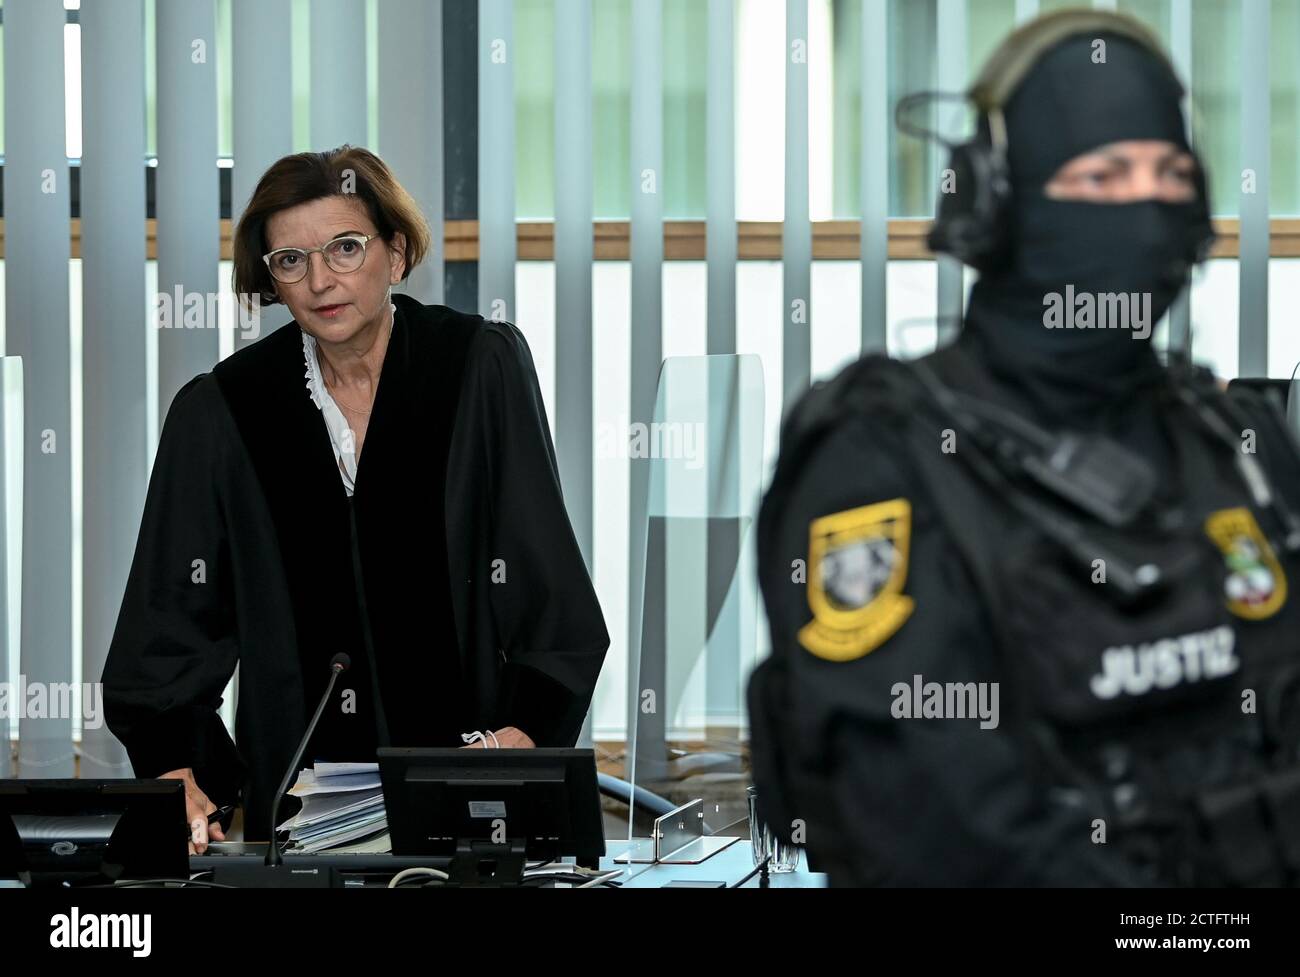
[747,9,1300,886]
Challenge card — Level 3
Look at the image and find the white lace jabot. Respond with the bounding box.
[301,302,396,497]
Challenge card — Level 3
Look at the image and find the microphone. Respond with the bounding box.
[265,653,350,868]
[206,654,352,887]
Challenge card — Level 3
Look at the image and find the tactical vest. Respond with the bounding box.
[760,347,1300,886]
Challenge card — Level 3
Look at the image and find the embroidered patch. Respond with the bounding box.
[1205,507,1287,620]
[798,498,915,661]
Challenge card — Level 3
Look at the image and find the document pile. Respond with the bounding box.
[277,761,391,854]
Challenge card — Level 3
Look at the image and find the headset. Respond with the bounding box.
[896,9,1215,276]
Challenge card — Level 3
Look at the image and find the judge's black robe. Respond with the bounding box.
[101,293,610,840]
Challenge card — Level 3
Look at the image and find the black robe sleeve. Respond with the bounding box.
[454,321,610,747]
[101,374,247,810]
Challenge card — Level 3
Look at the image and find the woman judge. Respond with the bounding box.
[102,146,609,852]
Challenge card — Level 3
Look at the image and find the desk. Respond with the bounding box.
[602,840,824,888]
[190,839,825,888]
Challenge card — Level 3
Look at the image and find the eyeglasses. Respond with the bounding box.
[262,233,379,284]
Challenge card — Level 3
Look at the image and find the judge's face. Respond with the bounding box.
[265,194,406,345]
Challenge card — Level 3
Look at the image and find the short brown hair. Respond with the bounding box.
[232,145,432,308]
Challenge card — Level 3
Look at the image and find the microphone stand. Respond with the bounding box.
[267,653,350,866]
[208,654,350,888]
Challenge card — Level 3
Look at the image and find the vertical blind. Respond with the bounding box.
[0,0,1294,773]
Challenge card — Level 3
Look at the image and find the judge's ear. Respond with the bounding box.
[388,232,407,283]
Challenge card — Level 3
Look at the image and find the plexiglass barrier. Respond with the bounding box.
[2,357,24,755]
[612,353,765,870]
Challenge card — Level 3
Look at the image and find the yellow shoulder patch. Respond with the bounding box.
[798,498,915,662]
[1205,507,1287,620]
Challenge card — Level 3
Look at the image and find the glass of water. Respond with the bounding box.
[747,785,800,872]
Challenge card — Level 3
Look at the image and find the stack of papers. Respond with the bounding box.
[277,761,391,854]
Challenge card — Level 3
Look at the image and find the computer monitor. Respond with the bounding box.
[376,748,604,881]
[1226,377,1291,407]
[0,779,188,888]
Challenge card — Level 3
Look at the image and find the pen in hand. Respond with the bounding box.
[186,805,235,841]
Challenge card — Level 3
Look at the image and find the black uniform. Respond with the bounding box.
[747,19,1300,886]
[748,336,1300,886]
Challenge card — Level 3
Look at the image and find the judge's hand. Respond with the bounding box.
[160,767,226,855]
[460,727,535,749]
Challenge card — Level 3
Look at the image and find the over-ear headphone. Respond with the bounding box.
[901,9,1213,275]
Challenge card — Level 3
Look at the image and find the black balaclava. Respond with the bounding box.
[959,31,1210,431]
